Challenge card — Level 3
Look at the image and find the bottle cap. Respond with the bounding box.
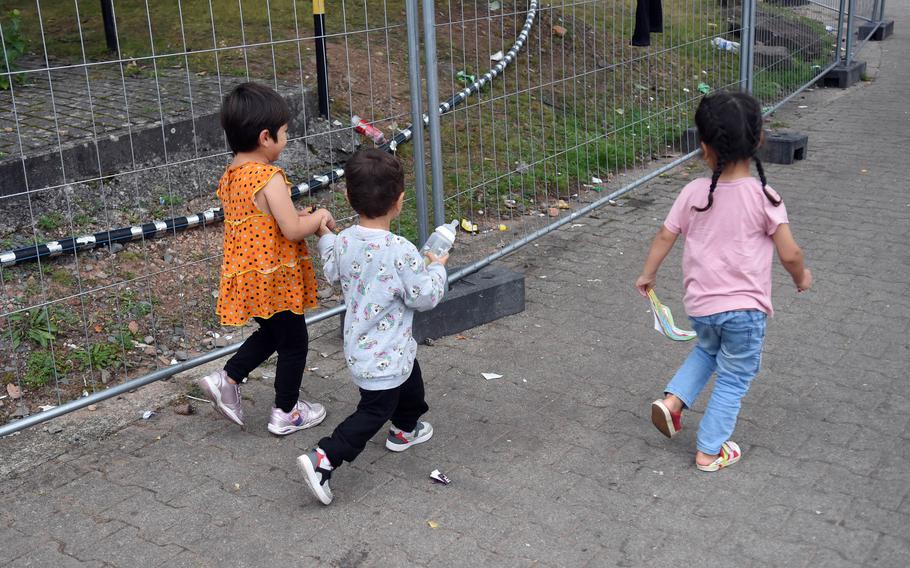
[435,223,456,242]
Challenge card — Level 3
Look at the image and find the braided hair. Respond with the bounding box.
[693,91,781,212]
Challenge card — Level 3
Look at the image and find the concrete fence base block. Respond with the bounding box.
[822,60,867,89]
[859,20,894,42]
[413,264,525,343]
[758,132,808,165]
[338,264,526,344]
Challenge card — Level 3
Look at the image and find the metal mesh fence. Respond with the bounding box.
[0,0,888,432]
[432,0,743,263]
[750,0,842,109]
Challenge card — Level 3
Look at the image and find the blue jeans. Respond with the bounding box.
[665,310,766,455]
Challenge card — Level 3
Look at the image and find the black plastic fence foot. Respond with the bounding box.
[859,20,894,41]
[339,263,526,344]
[758,132,808,165]
[413,264,525,343]
[822,60,867,89]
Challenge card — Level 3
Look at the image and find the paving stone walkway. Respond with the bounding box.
[1,10,908,568]
[0,58,248,159]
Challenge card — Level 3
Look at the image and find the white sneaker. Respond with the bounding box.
[385,421,434,452]
[297,448,334,505]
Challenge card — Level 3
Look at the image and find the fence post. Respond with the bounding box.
[405,0,430,245]
[739,0,756,93]
[313,0,330,119]
[421,0,445,229]
[878,0,886,22]
[845,0,856,65]
[99,0,118,53]
[835,0,847,62]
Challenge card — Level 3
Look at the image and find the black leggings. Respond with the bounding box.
[319,361,429,467]
[223,310,308,413]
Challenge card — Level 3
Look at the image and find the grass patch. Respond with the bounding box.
[6,0,406,79]
[49,268,76,286]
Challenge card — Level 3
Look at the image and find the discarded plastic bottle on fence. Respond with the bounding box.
[711,37,740,53]
[351,115,386,145]
[420,220,458,264]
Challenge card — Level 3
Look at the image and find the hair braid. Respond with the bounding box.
[752,156,781,207]
[695,158,724,212]
[694,100,728,212]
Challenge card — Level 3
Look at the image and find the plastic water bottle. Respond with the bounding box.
[420,220,458,263]
[711,37,740,53]
[351,115,386,145]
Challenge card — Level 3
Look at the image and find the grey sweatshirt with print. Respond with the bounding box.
[318,226,447,391]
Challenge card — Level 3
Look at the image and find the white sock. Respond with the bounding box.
[315,447,334,471]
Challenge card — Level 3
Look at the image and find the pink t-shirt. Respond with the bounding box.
[664,177,789,317]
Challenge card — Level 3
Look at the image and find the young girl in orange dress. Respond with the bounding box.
[198,82,336,436]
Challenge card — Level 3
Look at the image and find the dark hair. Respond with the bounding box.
[220,82,290,154]
[345,149,405,219]
[693,91,781,212]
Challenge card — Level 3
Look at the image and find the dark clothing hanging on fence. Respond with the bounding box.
[632,0,664,47]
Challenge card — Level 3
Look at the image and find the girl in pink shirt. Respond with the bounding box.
[635,91,812,471]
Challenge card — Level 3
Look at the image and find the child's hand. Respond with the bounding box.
[635,274,655,297]
[321,209,337,232]
[796,268,813,292]
[425,252,449,266]
[315,217,330,237]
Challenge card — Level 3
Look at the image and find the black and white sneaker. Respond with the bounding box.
[297,448,334,505]
[385,421,434,452]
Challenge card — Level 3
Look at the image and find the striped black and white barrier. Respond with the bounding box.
[0,1,538,268]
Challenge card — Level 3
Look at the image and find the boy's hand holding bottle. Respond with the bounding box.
[424,252,449,266]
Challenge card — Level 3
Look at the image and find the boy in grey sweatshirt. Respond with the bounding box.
[298,149,448,505]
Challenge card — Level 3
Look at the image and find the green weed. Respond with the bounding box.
[24,349,60,387]
[0,9,26,90]
[159,194,184,207]
[120,290,154,317]
[37,212,63,232]
[8,309,58,349]
[73,342,123,371]
[73,213,94,229]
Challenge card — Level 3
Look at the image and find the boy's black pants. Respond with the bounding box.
[223,310,308,413]
[319,360,429,467]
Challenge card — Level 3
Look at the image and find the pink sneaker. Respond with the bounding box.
[198,370,244,426]
[268,400,326,436]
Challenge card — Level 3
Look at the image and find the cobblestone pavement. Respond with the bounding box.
[1,16,909,568]
[0,58,251,159]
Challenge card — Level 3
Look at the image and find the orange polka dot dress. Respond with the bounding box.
[215,162,319,326]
